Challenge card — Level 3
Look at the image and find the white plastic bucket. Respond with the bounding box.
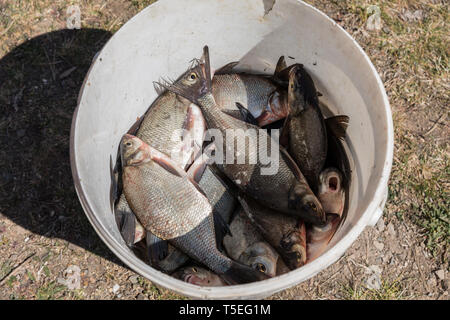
[70,0,393,299]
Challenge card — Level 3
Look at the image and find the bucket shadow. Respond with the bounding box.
[0,29,128,266]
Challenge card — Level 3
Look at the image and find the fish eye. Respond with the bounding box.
[189,73,197,80]
[309,202,317,211]
[125,141,132,147]
[256,263,266,273]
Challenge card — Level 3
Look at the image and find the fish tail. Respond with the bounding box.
[221,261,269,285]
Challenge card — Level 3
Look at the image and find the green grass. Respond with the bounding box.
[35,281,66,300]
[342,279,404,300]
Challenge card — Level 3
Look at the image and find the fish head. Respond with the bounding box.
[287,65,306,115]
[319,167,343,194]
[157,46,212,103]
[240,242,278,277]
[289,181,326,225]
[120,134,150,167]
[177,266,224,286]
[280,229,307,269]
[318,167,345,216]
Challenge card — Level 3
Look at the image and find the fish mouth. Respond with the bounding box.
[184,274,200,284]
[328,175,339,192]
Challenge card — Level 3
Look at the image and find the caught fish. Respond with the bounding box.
[306,168,345,262]
[121,134,268,284]
[283,64,327,192]
[158,46,326,226]
[238,195,307,270]
[223,207,279,277]
[173,266,227,287]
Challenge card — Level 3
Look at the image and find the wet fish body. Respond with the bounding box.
[285,65,327,192]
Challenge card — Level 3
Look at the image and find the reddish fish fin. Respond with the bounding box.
[186,158,208,183]
[148,148,187,178]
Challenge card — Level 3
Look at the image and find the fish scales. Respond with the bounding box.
[212,74,277,117]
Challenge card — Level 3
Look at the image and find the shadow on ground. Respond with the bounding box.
[0,29,128,266]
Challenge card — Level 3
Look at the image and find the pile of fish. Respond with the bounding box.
[112,46,351,286]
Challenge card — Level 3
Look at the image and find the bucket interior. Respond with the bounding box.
[71,0,392,299]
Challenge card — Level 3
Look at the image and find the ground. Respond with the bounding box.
[0,0,448,300]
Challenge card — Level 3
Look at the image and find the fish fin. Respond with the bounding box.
[221,261,270,285]
[221,109,245,121]
[272,63,304,87]
[213,210,232,252]
[279,116,291,148]
[146,231,169,262]
[115,205,136,247]
[214,61,239,75]
[110,155,119,212]
[201,45,213,92]
[127,116,144,136]
[153,81,167,95]
[325,115,349,140]
[235,102,258,126]
[154,158,185,178]
[186,159,208,183]
[208,165,241,198]
[221,105,257,126]
[147,147,189,178]
[275,56,287,75]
